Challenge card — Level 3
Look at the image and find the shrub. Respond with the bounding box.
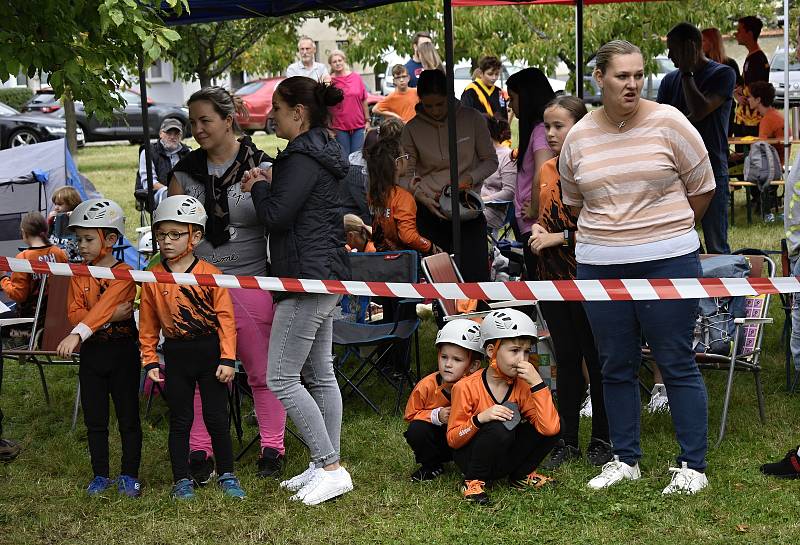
[0,87,34,111]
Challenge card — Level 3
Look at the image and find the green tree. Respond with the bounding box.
[167,18,300,88]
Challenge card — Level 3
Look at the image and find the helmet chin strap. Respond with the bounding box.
[88,229,112,265]
[166,224,194,265]
[489,339,515,385]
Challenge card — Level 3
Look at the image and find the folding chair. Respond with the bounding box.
[780,239,798,392]
[333,250,421,414]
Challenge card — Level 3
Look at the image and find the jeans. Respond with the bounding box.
[700,174,730,254]
[578,251,708,471]
[267,293,342,467]
[334,128,365,159]
[790,258,800,372]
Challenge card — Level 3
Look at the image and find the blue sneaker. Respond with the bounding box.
[86,476,114,496]
[217,472,246,499]
[171,478,196,500]
[117,475,142,498]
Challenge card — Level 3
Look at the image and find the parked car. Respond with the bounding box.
[22,88,62,114]
[769,48,800,106]
[0,101,84,149]
[236,77,384,135]
[51,90,189,144]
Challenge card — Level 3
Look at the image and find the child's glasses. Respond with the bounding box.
[395,153,410,163]
[155,231,190,241]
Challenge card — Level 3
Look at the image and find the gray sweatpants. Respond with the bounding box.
[267,293,342,467]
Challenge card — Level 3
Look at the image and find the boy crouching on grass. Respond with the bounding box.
[404,319,483,482]
[138,195,245,500]
[447,308,560,505]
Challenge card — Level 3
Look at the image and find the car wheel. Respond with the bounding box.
[265,118,275,135]
[9,128,40,147]
[243,129,255,136]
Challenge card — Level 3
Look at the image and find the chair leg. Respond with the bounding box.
[35,362,50,404]
[745,187,752,225]
[716,354,740,448]
[71,377,81,431]
[754,369,767,424]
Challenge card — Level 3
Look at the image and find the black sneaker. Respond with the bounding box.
[0,438,21,462]
[256,447,285,478]
[188,450,215,486]
[541,440,581,470]
[760,446,800,479]
[586,438,614,466]
[410,465,444,482]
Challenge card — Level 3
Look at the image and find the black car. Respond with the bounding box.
[0,101,84,149]
[22,89,62,114]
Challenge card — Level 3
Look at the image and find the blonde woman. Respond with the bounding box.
[328,49,369,157]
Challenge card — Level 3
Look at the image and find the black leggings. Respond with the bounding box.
[79,338,142,478]
[404,420,451,468]
[164,335,233,482]
[539,300,609,446]
[453,421,557,482]
[416,204,489,282]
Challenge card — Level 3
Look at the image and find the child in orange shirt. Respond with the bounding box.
[748,81,785,164]
[1,212,68,318]
[447,308,560,505]
[138,195,245,500]
[404,319,482,481]
[55,199,142,498]
[373,64,418,123]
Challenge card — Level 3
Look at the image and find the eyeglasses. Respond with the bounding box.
[155,231,190,242]
[393,75,409,81]
[395,153,410,162]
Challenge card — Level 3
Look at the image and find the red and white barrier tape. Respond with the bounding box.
[1,256,796,302]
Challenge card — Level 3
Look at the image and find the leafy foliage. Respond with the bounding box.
[0,1,186,121]
[0,87,33,111]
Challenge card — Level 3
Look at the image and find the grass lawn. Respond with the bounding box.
[1,137,799,544]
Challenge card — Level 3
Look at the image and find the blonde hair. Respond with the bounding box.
[417,42,443,72]
[52,186,82,211]
[328,49,348,66]
[701,28,727,64]
[594,40,642,75]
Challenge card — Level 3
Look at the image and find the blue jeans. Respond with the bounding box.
[578,251,708,471]
[791,258,800,372]
[700,174,730,254]
[335,128,365,159]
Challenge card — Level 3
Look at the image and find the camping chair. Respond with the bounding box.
[332,250,422,415]
[779,239,799,393]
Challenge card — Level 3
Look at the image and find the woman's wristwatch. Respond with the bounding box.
[562,229,571,247]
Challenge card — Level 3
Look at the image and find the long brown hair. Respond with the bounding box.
[366,138,403,212]
[20,212,50,244]
[701,28,727,64]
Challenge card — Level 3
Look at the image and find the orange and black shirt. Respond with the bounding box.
[446,367,560,450]
[1,245,68,317]
[404,372,452,425]
[535,157,578,281]
[139,257,236,370]
[371,186,432,254]
[67,261,137,343]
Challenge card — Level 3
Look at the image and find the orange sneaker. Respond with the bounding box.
[511,471,555,490]
[461,479,490,505]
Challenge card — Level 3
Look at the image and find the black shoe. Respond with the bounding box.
[541,440,581,470]
[188,450,215,486]
[760,446,800,479]
[586,438,614,466]
[256,447,285,478]
[410,465,444,482]
[0,438,21,462]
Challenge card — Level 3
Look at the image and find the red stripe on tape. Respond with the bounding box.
[748,277,780,295]
[236,275,260,290]
[279,277,306,294]
[553,279,584,302]
[505,281,537,302]
[697,277,731,298]
[649,279,681,300]
[599,279,632,300]
[321,279,349,295]
[460,283,490,301]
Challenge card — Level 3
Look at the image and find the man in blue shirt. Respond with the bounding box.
[405,31,432,88]
[658,22,736,254]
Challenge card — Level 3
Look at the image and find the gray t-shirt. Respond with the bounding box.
[174,157,268,276]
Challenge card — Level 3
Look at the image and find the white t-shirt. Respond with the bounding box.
[285,61,329,81]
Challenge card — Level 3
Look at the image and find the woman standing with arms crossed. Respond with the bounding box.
[168,87,287,483]
[241,76,353,506]
[328,50,369,158]
[559,41,715,495]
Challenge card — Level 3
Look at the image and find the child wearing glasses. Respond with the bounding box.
[138,195,246,500]
[365,137,440,254]
[373,64,418,123]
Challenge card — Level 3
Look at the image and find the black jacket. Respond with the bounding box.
[251,127,350,298]
[136,140,191,191]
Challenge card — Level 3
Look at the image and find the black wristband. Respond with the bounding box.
[530,382,548,394]
[143,362,160,373]
[472,415,483,428]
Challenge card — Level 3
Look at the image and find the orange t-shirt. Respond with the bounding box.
[1,245,68,316]
[446,367,560,450]
[67,261,137,342]
[372,186,432,253]
[374,89,418,123]
[759,108,785,164]
[138,258,236,367]
[404,372,452,424]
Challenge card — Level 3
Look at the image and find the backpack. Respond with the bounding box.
[743,141,783,192]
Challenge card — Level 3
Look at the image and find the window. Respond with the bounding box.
[336,40,350,50]
[148,60,170,81]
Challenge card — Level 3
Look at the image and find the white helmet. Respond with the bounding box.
[69,198,125,234]
[153,195,207,228]
[435,319,483,354]
[137,230,153,254]
[480,308,538,347]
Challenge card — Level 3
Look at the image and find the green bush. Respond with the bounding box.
[0,87,34,111]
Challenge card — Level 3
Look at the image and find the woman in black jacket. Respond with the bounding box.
[241,76,352,506]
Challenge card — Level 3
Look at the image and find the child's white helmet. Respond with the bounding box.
[69,198,125,234]
[137,230,153,254]
[480,308,537,347]
[435,319,483,354]
[153,195,207,228]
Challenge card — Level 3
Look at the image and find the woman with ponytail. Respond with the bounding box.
[240,76,353,505]
[167,86,288,483]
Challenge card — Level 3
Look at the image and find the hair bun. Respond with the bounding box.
[319,83,344,108]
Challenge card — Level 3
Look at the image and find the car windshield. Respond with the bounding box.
[0,102,19,116]
[30,93,57,105]
[771,52,800,72]
[235,81,265,95]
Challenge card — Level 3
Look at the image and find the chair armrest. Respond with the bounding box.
[733,317,773,324]
[488,300,537,309]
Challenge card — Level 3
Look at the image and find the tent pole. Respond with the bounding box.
[575,0,584,99]
[443,0,462,267]
[138,54,156,232]
[783,0,790,175]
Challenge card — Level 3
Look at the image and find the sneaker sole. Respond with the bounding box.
[302,482,354,506]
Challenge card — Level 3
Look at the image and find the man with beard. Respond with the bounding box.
[136,118,191,208]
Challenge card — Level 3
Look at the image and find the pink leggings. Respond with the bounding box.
[189,288,286,455]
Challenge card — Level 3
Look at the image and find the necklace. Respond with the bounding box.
[601,104,639,131]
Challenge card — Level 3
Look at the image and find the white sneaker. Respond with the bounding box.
[645,384,670,414]
[301,467,354,506]
[289,468,326,501]
[587,455,641,489]
[662,462,708,495]
[280,463,316,492]
[579,388,593,418]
